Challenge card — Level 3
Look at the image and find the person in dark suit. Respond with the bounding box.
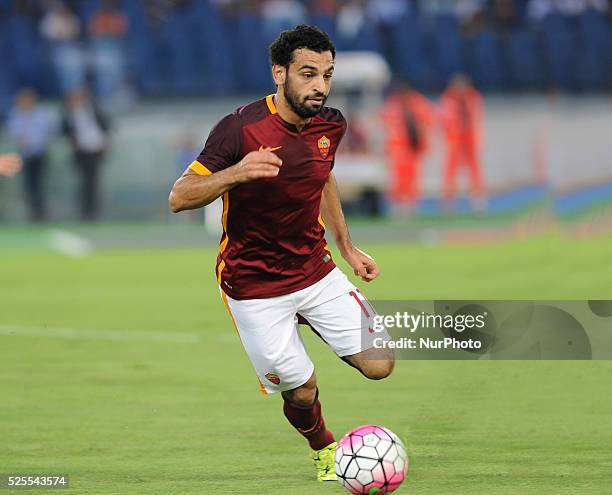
[62,87,111,221]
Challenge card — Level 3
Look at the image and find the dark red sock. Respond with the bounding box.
[283,395,335,451]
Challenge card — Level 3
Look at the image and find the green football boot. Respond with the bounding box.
[310,441,338,481]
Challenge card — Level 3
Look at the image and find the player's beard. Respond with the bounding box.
[283,75,328,119]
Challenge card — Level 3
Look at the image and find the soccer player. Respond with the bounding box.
[169,25,394,481]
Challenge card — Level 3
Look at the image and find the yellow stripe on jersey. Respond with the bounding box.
[317,214,330,250]
[216,260,226,284]
[188,160,213,176]
[317,213,326,228]
[266,94,277,115]
[216,191,231,283]
[220,192,229,243]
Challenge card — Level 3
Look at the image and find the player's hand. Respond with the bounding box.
[0,154,22,177]
[232,149,282,183]
[341,245,380,282]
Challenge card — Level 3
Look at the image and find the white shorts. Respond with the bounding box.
[220,267,377,395]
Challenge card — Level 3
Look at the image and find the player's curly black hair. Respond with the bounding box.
[269,25,336,67]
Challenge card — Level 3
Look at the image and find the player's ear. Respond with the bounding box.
[272,64,286,86]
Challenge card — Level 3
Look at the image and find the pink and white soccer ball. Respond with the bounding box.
[334,425,409,494]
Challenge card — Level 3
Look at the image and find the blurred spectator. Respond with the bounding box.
[366,0,411,20]
[0,0,608,99]
[337,0,366,43]
[382,81,435,214]
[456,0,487,34]
[440,74,486,213]
[570,0,608,14]
[7,89,57,221]
[417,0,456,16]
[62,88,111,221]
[261,0,307,39]
[140,0,173,26]
[39,1,85,93]
[311,0,339,16]
[491,0,521,35]
[526,0,608,18]
[366,0,412,70]
[13,0,40,15]
[527,0,555,20]
[87,0,131,104]
[0,154,23,178]
[556,0,588,16]
[456,0,487,19]
[141,0,197,25]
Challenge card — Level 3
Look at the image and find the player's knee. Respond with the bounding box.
[362,360,394,381]
[283,374,317,407]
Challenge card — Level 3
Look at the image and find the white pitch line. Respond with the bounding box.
[0,324,200,343]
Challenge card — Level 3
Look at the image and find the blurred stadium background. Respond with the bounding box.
[0,0,610,235]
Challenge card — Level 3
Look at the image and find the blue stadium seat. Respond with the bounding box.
[431,14,464,90]
[165,7,201,93]
[576,8,611,90]
[195,4,236,93]
[575,48,604,91]
[76,0,102,23]
[465,28,506,91]
[335,22,380,51]
[507,26,543,90]
[123,2,150,93]
[311,15,337,42]
[234,14,271,92]
[7,15,47,92]
[393,14,434,90]
[0,19,16,115]
[124,3,168,94]
[538,13,573,90]
[0,1,607,99]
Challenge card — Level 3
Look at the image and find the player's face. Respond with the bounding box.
[283,49,334,119]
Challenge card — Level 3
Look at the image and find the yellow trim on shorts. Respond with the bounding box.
[220,290,268,396]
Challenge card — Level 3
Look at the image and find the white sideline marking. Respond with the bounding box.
[0,324,200,343]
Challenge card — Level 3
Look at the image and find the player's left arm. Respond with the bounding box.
[320,172,379,282]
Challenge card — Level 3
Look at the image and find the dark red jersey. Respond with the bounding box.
[189,95,347,300]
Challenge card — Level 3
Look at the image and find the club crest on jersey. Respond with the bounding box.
[317,135,331,159]
[265,373,281,385]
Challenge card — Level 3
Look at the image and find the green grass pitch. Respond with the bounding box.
[1,234,612,494]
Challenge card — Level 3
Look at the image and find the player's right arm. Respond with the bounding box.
[169,111,282,212]
[169,150,282,212]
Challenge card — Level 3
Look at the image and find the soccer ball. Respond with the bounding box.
[334,425,409,494]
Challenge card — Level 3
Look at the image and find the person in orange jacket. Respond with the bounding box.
[382,81,435,214]
[440,74,486,213]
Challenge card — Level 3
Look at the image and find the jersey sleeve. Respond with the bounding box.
[189,112,242,176]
